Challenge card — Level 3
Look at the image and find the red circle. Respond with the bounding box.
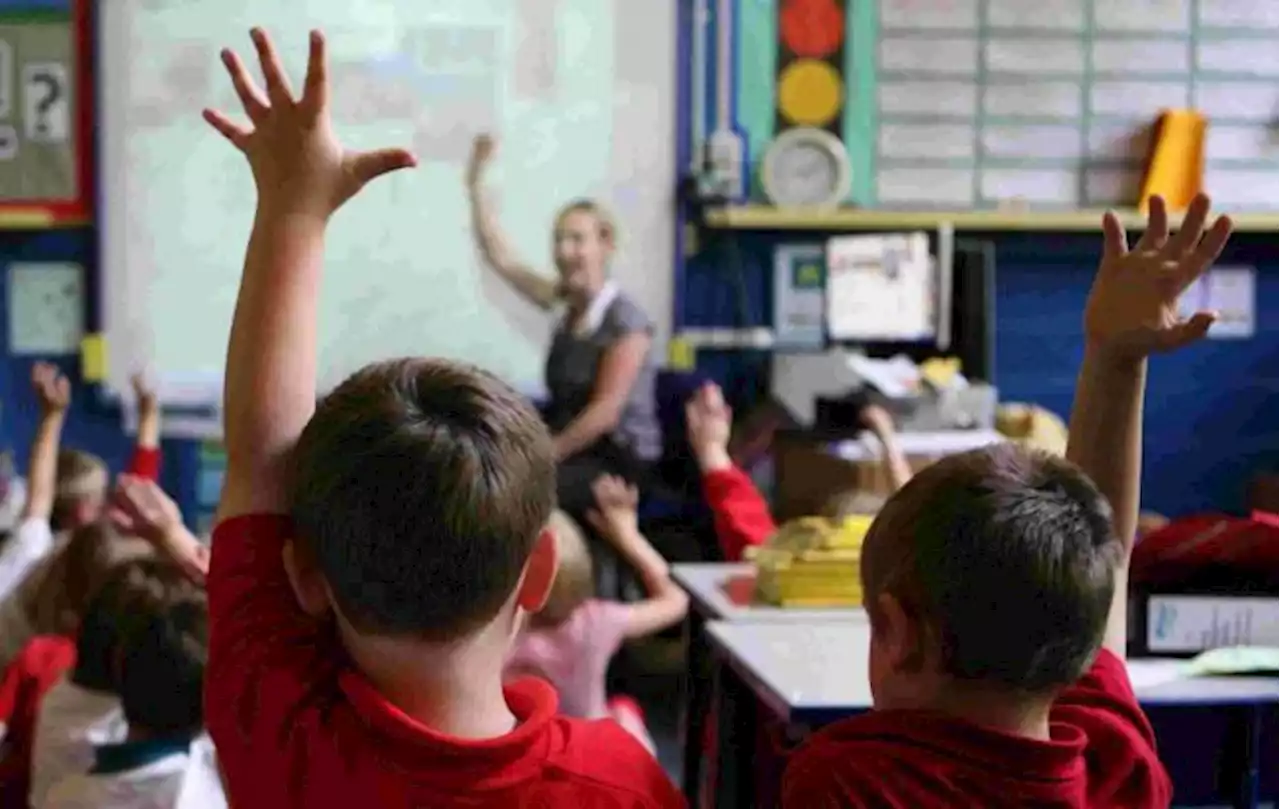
[780,0,845,59]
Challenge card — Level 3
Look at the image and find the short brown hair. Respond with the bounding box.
[534,510,594,626]
[860,444,1121,691]
[289,358,556,641]
[52,449,108,531]
[114,560,208,735]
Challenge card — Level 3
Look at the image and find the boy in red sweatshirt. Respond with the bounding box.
[782,194,1232,808]
[201,29,682,808]
[686,382,912,561]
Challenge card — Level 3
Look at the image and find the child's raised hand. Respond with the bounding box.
[109,474,183,544]
[685,383,732,464]
[203,28,416,220]
[131,372,158,413]
[586,475,640,539]
[1085,194,1232,360]
[31,362,70,415]
[858,402,896,436]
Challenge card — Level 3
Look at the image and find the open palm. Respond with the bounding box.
[1084,194,1232,357]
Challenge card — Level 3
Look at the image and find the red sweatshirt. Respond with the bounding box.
[701,466,777,562]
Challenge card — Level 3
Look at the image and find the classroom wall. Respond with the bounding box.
[680,0,1280,517]
[0,0,200,520]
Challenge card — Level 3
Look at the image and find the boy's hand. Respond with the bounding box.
[466,134,495,189]
[587,475,640,539]
[131,372,158,414]
[203,29,416,220]
[1085,194,1232,362]
[686,383,733,471]
[109,474,184,544]
[31,363,70,416]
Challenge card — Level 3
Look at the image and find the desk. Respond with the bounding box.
[707,621,1279,809]
[671,563,865,802]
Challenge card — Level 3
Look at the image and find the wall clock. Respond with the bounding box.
[760,127,852,209]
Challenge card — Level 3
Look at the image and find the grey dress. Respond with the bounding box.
[544,288,662,514]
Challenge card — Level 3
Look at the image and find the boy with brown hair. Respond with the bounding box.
[782,194,1233,808]
[201,28,682,808]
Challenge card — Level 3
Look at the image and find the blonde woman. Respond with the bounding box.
[466,135,661,518]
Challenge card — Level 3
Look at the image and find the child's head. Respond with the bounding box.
[859,444,1121,710]
[26,523,149,639]
[115,562,209,737]
[532,510,594,626]
[287,358,558,649]
[52,449,109,532]
[72,557,177,692]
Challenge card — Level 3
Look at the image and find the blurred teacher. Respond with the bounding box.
[465,135,661,516]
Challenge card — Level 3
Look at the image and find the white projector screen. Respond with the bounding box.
[99,0,674,415]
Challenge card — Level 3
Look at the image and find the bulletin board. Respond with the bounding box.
[0,0,89,223]
[871,0,1279,212]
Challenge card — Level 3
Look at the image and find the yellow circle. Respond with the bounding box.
[777,59,843,127]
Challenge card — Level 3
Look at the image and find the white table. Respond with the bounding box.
[830,428,1005,463]
[706,621,1279,809]
[671,563,864,803]
[672,562,867,623]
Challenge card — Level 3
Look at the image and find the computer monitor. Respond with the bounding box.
[833,239,995,383]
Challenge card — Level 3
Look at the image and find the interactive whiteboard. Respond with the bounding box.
[99,0,675,410]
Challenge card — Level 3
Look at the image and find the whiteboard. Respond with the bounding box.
[99,0,674,407]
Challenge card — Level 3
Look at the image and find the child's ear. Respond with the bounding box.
[282,539,332,619]
[874,592,926,674]
[515,526,558,613]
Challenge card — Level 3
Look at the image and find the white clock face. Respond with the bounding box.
[765,135,848,207]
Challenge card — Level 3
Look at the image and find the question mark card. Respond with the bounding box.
[21,61,69,143]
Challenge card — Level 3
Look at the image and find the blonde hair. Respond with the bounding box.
[52,450,108,531]
[823,489,887,520]
[533,510,594,626]
[555,198,618,247]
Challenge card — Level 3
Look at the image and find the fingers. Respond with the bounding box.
[202,108,251,150]
[250,28,296,106]
[1101,211,1128,260]
[1166,193,1210,256]
[1187,214,1233,278]
[106,506,137,534]
[350,148,418,185]
[219,48,268,120]
[300,30,328,118]
[1134,195,1169,252]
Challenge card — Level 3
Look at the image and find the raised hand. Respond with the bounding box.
[202,28,416,219]
[109,474,183,543]
[685,383,732,469]
[466,134,495,189]
[1085,194,1233,360]
[131,372,158,414]
[586,474,640,539]
[31,362,70,415]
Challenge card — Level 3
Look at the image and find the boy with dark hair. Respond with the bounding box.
[782,194,1233,808]
[201,27,681,807]
[42,559,220,809]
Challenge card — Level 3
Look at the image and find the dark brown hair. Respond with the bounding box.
[289,358,556,641]
[860,443,1121,691]
[114,561,209,736]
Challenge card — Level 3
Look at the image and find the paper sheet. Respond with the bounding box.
[7,262,84,355]
[826,233,935,342]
